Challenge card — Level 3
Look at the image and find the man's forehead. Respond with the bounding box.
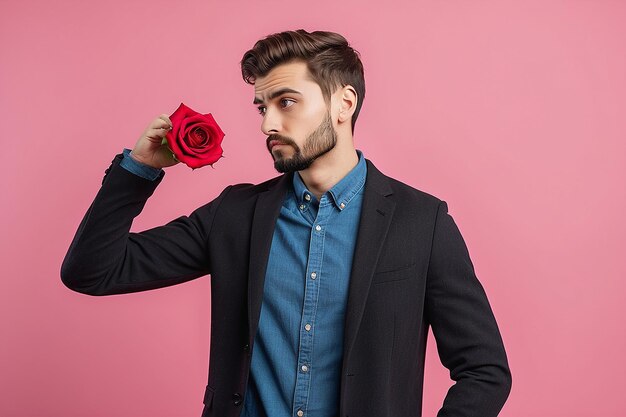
[253,62,313,104]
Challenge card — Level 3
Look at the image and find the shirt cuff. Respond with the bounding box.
[119,148,164,181]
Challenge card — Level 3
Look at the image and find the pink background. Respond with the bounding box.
[2,1,625,416]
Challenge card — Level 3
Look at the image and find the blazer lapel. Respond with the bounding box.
[247,172,293,344]
[342,159,396,363]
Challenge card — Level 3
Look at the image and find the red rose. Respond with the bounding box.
[164,103,225,169]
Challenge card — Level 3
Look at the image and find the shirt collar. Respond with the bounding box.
[292,149,367,211]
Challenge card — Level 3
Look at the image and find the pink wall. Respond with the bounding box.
[2,1,625,416]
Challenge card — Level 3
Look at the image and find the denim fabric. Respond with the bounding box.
[243,150,367,417]
[120,148,163,180]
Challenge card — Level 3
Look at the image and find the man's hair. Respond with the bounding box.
[240,29,366,134]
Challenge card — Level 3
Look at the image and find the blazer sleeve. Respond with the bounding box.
[60,152,232,296]
[425,200,512,417]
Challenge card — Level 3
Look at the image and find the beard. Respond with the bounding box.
[266,108,337,173]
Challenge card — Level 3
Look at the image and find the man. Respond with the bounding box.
[61,29,512,417]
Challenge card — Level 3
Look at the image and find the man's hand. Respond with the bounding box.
[130,115,178,169]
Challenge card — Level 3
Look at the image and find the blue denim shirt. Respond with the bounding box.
[119,148,164,180]
[119,148,367,417]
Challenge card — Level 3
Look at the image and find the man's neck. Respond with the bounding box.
[298,142,359,201]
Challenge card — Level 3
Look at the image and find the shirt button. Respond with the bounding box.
[315,225,321,231]
[297,410,304,417]
[310,272,317,279]
[340,202,345,209]
[299,204,305,210]
[304,194,311,201]
[305,323,311,331]
[301,364,309,372]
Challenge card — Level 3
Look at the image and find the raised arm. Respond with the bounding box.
[60,115,232,296]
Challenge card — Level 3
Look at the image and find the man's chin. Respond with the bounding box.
[273,156,312,173]
[273,159,293,173]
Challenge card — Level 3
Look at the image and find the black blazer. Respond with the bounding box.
[61,152,511,417]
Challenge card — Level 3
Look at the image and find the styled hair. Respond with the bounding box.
[240,29,366,134]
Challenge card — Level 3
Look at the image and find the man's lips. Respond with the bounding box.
[269,140,287,149]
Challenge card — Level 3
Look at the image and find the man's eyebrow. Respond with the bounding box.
[253,88,302,105]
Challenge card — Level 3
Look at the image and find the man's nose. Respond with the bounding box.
[260,107,281,135]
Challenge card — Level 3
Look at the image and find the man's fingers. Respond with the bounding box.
[150,116,172,131]
[146,127,170,141]
[158,114,173,129]
[144,115,174,141]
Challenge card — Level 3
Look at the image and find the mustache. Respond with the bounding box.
[266,134,297,150]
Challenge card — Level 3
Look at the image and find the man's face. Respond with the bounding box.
[253,61,338,173]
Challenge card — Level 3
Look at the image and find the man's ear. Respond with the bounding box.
[337,85,357,124]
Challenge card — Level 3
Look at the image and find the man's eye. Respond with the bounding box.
[257,99,295,116]
[280,98,295,108]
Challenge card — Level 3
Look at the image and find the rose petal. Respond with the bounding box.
[191,127,205,146]
[169,103,196,125]
[180,125,205,153]
[204,113,225,136]
[185,123,213,147]
[178,132,199,156]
